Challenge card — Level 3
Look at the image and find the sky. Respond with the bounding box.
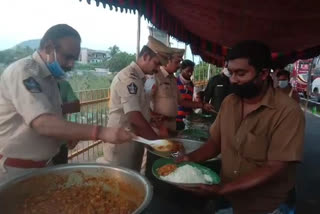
[0,0,199,62]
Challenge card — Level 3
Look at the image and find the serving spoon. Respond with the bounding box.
[132,136,175,152]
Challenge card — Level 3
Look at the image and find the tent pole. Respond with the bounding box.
[207,64,211,80]
[304,58,314,113]
[136,11,141,60]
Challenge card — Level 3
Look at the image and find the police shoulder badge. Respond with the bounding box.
[127,82,138,94]
[23,77,42,93]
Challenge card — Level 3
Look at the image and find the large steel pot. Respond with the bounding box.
[0,163,153,213]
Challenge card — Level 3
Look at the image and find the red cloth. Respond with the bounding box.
[86,0,320,67]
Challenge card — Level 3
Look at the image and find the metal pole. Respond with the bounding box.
[304,58,314,113]
[136,11,141,60]
[207,64,211,80]
[202,62,204,82]
[204,63,206,82]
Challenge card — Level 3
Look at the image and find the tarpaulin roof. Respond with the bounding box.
[81,0,320,68]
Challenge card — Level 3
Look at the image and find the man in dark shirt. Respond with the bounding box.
[204,68,231,112]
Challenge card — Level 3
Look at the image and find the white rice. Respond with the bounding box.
[160,164,212,184]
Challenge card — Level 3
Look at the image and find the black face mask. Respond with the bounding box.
[231,76,262,99]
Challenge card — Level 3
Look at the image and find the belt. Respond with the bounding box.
[0,155,48,168]
[162,116,176,121]
[150,112,176,123]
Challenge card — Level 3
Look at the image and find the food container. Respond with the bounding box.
[183,113,215,131]
[147,138,205,158]
[178,128,210,141]
[152,158,220,187]
[0,163,153,214]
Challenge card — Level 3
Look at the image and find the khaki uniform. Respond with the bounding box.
[210,87,305,214]
[150,67,181,131]
[104,62,149,171]
[0,52,62,182]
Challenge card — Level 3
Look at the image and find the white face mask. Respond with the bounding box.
[222,67,231,77]
[278,80,289,88]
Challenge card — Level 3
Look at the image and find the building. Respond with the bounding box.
[148,27,169,46]
[79,48,109,64]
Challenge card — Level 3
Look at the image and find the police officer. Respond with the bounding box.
[147,49,214,132]
[0,24,132,183]
[102,36,173,171]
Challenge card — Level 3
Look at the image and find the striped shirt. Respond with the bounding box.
[176,75,194,122]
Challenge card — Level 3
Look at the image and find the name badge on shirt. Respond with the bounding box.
[217,85,224,87]
[23,77,42,93]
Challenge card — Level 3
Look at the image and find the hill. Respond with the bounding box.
[15,39,40,50]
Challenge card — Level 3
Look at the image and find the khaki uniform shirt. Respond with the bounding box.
[108,62,150,127]
[0,52,62,161]
[104,62,149,170]
[210,87,305,214]
[150,67,180,131]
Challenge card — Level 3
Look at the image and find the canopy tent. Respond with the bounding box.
[80,0,320,68]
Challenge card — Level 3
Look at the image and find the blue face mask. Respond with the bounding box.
[47,50,65,79]
[278,80,289,89]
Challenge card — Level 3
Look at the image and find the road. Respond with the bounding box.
[296,111,320,213]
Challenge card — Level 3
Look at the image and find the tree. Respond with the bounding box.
[105,52,136,73]
[107,45,120,58]
[0,46,34,65]
[285,64,294,72]
[68,72,115,91]
[74,62,103,71]
[0,46,35,74]
[194,61,222,81]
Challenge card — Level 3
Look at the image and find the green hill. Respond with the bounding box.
[14,39,40,50]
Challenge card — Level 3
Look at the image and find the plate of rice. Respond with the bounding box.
[152,158,220,187]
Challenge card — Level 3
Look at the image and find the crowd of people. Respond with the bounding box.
[0,24,304,214]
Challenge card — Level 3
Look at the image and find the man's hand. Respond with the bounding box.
[202,103,216,113]
[127,111,159,140]
[179,184,222,197]
[99,127,135,144]
[150,112,169,138]
[158,125,169,138]
[31,114,136,143]
[150,111,166,126]
[174,154,190,163]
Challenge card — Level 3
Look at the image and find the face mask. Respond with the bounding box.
[278,80,288,89]
[231,75,262,98]
[222,67,231,77]
[47,50,65,79]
